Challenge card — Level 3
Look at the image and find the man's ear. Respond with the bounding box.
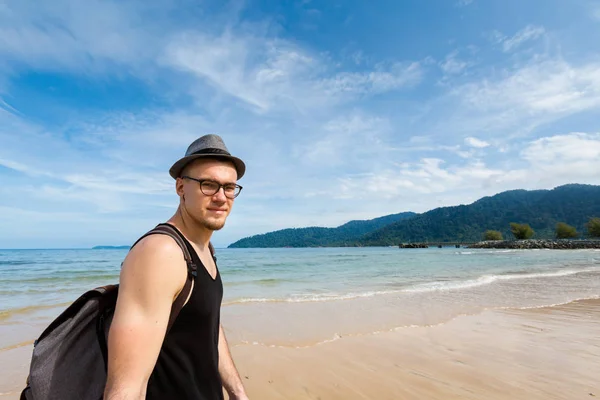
[176,177,185,197]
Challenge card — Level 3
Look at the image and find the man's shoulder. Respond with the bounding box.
[132,232,184,254]
[123,233,187,272]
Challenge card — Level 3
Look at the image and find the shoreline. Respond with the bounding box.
[3,293,599,352]
[2,260,599,350]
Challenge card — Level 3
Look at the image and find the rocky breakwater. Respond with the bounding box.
[468,239,600,249]
[399,243,429,248]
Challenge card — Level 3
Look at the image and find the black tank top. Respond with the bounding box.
[146,226,224,400]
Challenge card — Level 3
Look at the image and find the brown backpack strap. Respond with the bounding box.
[129,223,202,333]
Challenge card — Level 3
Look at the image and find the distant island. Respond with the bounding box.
[92,245,130,250]
[228,184,600,248]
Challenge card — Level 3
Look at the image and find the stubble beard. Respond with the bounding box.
[200,217,226,231]
[182,202,227,231]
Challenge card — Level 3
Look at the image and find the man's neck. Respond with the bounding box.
[167,211,213,250]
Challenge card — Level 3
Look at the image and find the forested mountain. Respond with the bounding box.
[228,212,416,248]
[358,184,600,245]
[228,184,600,248]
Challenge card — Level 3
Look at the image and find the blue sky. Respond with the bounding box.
[1,0,600,248]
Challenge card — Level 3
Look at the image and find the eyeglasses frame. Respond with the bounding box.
[181,175,243,199]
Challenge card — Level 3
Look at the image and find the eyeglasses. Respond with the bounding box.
[181,176,243,199]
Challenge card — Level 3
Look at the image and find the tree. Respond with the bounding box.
[510,223,534,240]
[483,230,503,241]
[587,217,600,238]
[555,222,578,239]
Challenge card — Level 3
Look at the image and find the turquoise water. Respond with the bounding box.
[1,247,599,320]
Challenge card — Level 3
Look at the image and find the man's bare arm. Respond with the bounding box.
[218,324,249,400]
[104,236,187,400]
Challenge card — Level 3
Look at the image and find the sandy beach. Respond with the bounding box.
[227,299,600,400]
[2,298,599,400]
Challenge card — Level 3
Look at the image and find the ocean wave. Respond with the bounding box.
[492,295,600,311]
[403,267,600,293]
[0,259,113,266]
[0,260,35,266]
[0,287,78,295]
[223,267,599,304]
[0,273,118,284]
[456,249,520,255]
[254,278,285,285]
[223,289,401,305]
[0,302,72,321]
[0,339,35,353]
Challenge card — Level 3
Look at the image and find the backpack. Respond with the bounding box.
[20,223,214,400]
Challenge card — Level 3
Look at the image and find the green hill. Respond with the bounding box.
[228,212,416,248]
[358,184,600,245]
[228,184,600,248]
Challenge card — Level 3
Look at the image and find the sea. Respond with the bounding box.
[1,247,600,347]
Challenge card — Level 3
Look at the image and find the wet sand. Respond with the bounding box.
[1,299,599,399]
[229,299,600,399]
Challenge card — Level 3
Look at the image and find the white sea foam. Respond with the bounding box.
[224,289,401,305]
[494,295,600,311]
[456,249,523,255]
[224,267,600,305]
[403,267,600,293]
[236,332,347,349]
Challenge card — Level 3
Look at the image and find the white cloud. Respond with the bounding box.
[439,51,469,75]
[321,61,423,95]
[1,0,424,116]
[328,132,600,213]
[164,32,319,111]
[335,158,503,202]
[419,57,600,143]
[521,132,600,164]
[293,113,391,167]
[0,106,180,218]
[456,0,474,7]
[0,157,51,177]
[456,59,600,116]
[464,137,490,148]
[164,31,424,112]
[0,204,162,248]
[351,50,365,65]
[492,25,546,53]
[63,173,172,195]
[0,0,163,75]
[590,4,600,21]
[495,133,600,187]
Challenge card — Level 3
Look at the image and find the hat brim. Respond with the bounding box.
[169,154,246,180]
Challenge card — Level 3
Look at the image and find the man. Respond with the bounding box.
[104,134,249,400]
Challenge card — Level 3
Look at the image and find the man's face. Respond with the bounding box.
[177,159,238,231]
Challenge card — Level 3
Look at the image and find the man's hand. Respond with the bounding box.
[218,324,249,400]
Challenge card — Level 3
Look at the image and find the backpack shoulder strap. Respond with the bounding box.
[129,223,198,333]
